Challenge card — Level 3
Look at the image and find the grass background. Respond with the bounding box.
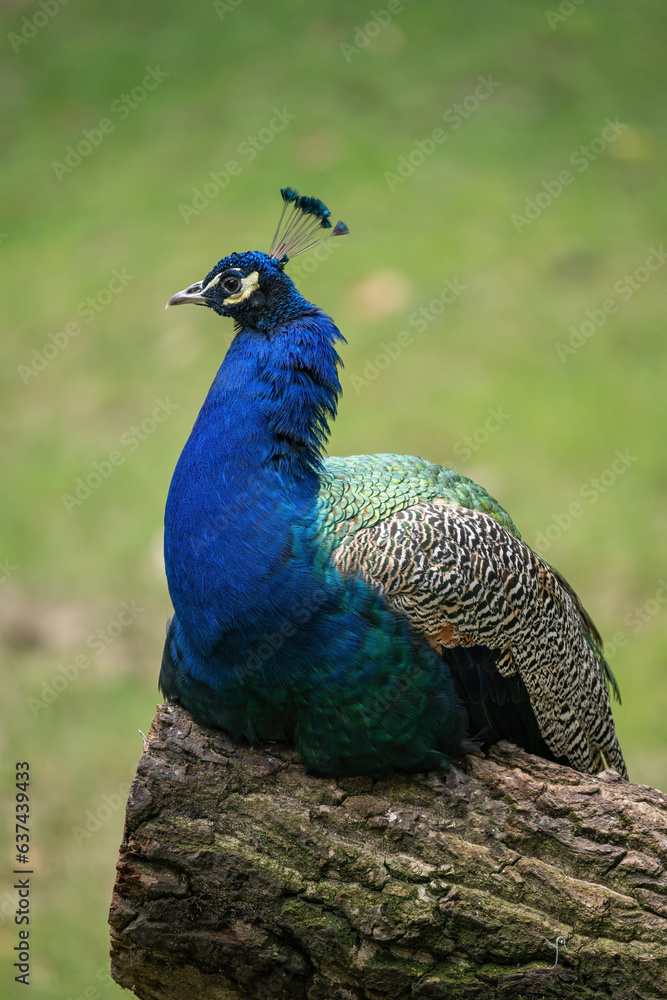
[1,0,666,996]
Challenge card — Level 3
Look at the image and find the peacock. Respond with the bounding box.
[160,187,627,780]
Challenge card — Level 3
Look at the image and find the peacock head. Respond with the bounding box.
[166,188,348,332]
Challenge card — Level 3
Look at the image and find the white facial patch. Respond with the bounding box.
[226,270,260,304]
[202,269,260,305]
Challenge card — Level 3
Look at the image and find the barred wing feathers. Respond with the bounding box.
[318,456,627,778]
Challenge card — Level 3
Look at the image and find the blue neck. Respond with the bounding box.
[164,307,344,668]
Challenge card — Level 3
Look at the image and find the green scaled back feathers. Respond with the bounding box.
[317,454,522,550]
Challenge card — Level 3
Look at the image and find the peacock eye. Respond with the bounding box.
[221,275,243,295]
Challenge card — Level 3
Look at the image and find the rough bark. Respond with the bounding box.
[109,703,667,1000]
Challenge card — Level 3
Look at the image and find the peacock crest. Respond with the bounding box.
[269,187,349,263]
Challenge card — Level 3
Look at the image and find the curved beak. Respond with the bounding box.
[165,280,209,309]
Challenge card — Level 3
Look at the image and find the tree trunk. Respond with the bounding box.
[109,703,667,1000]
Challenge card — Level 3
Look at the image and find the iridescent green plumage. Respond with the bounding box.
[317,453,521,549]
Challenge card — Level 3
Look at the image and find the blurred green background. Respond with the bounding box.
[1,0,666,996]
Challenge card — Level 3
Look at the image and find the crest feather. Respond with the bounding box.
[269,187,349,262]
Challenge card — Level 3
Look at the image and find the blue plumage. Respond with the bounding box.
[160,189,627,780]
